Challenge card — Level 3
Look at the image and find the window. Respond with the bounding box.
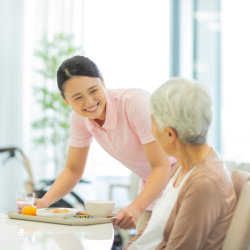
[171,0,221,151]
[221,0,250,162]
[172,0,250,164]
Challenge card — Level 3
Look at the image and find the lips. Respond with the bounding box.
[83,103,99,112]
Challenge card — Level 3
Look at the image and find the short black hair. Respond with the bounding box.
[57,55,102,97]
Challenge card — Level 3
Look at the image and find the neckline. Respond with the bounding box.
[172,166,182,186]
[172,166,197,189]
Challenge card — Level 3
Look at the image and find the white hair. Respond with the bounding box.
[150,78,213,145]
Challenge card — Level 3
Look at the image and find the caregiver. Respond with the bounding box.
[35,55,175,231]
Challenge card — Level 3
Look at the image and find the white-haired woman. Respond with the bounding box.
[126,78,236,250]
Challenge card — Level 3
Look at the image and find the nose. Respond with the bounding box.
[84,94,95,106]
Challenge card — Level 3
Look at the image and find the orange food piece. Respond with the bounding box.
[22,205,37,216]
[51,208,69,213]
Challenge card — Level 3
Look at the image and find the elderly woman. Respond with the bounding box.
[126,78,236,250]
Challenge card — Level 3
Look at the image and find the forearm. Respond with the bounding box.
[42,167,82,206]
[131,165,170,212]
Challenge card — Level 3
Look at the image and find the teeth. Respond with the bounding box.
[85,104,97,112]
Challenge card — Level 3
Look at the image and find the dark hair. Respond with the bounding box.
[57,55,102,97]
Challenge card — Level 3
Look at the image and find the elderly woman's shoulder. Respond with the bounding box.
[193,155,231,184]
[187,153,234,201]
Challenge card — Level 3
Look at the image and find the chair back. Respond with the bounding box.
[222,170,250,250]
[231,170,250,200]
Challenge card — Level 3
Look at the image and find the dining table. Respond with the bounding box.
[0,213,114,250]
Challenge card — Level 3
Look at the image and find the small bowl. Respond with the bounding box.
[84,200,115,217]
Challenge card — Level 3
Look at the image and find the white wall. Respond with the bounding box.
[0,0,25,212]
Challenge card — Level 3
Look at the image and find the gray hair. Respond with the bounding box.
[150,78,212,145]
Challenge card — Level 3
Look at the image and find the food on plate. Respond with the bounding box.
[36,208,77,217]
[22,205,37,216]
[76,211,91,218]
[51,208,70,213]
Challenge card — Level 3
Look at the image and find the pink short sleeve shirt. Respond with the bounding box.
[70,88,176,210]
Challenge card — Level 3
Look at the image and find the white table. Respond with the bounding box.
[0,214,114,250]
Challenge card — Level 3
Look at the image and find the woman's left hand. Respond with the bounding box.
[113,204,142,229]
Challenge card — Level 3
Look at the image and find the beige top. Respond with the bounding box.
[127,149,236,250]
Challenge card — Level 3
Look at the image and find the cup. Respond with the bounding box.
[16,192,35,213]
[84,200,115,217]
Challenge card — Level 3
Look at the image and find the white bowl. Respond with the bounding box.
[84,200,115,217]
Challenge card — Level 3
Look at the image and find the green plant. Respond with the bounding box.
[32,33,83,174]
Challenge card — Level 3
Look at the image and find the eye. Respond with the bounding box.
[74,96,82,101]
[90,89,97,94]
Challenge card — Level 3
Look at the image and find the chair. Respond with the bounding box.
[226,161,250,175]
[222,170,250,250]
[109,173,139,248]
[109,172,139,208]
[231,170,250,200]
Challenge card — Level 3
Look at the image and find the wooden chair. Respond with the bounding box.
[222,170,250,250]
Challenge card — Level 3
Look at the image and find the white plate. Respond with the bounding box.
[37,208,79,218]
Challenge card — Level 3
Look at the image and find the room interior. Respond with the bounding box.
[0,0,249,249]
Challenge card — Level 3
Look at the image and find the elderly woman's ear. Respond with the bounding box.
[165,127,177,144]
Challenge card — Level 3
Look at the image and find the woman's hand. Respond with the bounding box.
[113,204,142,229]
[34,198,50,209]
[33,146,89,210]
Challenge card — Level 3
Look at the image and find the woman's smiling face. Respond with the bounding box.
[63,76,107,120]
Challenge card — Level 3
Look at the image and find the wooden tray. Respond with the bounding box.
[7,212,114,226]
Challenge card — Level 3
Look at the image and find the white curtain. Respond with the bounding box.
[22,0,86,180]
[0,0,25,212]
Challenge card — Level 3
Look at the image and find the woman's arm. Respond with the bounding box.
[35,146,90,208]
[113,140,171,229]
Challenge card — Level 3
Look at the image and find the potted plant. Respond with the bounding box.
[32,33,83,175]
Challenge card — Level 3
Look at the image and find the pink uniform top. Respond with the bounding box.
[70,88,176,210]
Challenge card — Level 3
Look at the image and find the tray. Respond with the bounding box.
[7,212,114,226]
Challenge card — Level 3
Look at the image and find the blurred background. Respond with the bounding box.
[0,0,249,214]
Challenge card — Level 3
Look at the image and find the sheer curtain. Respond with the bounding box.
[23,0,171,202]
[23,0,86,180]
[0,0,25,212]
